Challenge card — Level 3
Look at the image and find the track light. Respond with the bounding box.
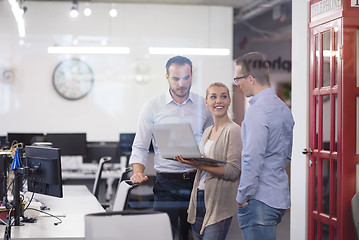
[109,8,117,17]
[83,7,92,17]
[69,0,78,18]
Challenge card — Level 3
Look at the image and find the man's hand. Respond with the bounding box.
[237,201,248,208]
[130,163,148,183]
[130,172,148,183]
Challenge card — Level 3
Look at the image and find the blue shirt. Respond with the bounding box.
[236,88,294,209]
[129,90,213,173]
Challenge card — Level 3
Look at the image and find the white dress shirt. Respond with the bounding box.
[129,90,213,173]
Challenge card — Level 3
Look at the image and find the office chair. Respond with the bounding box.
[114,167,154,210]
[92,156,112,208]
[112,180,138,211]
[352,192,359,240]
[85,210,172,240]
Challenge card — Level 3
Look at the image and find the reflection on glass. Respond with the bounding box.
[323,95,330,151]
[334,95,338,152]
[333,160,337,218]
[316,97,319,150]
[357,97,359,154]
[334,29,339,86]
[322,159,330,215]
[357,30,359,87]
[315,158,318,211]
[323,31,331,87]
[315,35,319,88]
[322,222,329,240]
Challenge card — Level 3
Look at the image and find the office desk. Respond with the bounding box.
[62,164,123,201]
[0,185,105,240]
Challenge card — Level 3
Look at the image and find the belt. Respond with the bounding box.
[156,172,196,180]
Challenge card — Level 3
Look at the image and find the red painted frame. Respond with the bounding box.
[309,0,359,239]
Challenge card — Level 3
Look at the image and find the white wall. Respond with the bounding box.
[0,2,233,141]
[291,0,309,239]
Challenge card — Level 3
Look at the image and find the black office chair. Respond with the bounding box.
[352,192,359,240]
[92,156,112,208]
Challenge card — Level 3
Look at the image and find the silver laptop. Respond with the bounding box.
[152,123,226,166]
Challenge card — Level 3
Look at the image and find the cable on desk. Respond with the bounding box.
[25,207,63,226]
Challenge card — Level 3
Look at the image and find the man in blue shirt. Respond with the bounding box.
[233,52,294,240]
[129,56,213,240]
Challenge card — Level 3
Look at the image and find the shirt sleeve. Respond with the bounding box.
[236,106,269,204]
[129,100,154,167]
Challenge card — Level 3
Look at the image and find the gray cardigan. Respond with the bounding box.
[187,120,242,234]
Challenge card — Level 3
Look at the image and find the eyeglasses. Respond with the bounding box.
[233,75,249,85]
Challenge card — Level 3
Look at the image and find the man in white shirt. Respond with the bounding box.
[129,56,213,240]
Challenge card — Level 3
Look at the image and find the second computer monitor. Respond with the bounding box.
[45,133,86,156]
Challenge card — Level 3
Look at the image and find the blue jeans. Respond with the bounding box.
[153,175,194,240]
[237,199,285,240]
[192,190,232,240]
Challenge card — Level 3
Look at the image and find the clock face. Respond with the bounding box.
[52,58,94,100]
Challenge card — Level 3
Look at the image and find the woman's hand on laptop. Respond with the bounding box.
[174,155,198,167]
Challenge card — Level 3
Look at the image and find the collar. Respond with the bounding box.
[165,90,193,105]
[249,88,275,105]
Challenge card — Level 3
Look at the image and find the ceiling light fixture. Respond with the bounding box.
[47,46,130,55]
[8,0,26,38]
[148,47,230,56]
[109,8,118,18]
[83,7,92,17]
[69,0,79,18]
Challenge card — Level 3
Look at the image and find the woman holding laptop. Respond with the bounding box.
[175,82,242,240]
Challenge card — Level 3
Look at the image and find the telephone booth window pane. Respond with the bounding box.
[357,30,359,87]
[357,97,359,154]
[315,97,319,149]
[321,223,329,239]
[334,28,339,86]
[314,220,318,240]
[315,35,319,88]
[334,95,338,152]
[333,160,337,218]
[322,159,330,214]
[323,95,330,151]
[323,31,331,87]
[315,158,318,210]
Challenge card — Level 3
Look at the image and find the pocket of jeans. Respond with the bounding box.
[237,202,249,214]
[237,203,250,229]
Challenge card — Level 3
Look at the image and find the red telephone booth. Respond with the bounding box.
[308,0,359,239]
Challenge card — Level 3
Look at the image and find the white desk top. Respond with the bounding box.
[0,185,105,240]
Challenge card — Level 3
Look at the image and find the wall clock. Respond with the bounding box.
[52,58,94,100]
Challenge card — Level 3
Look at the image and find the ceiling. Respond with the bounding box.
[28,0,252,8]
[24,0,292,41]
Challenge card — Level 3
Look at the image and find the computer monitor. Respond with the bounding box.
[7,133,45,146]
[25,146,63,198]
[85,141,119,163]
[45,133,86,156]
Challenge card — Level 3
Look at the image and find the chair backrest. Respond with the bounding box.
[112,180,138,211]
[352,192,359,240]
[85,210,172,240]
[92,156,112,198]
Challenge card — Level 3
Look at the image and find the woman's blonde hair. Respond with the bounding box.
[206,82,230,99]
